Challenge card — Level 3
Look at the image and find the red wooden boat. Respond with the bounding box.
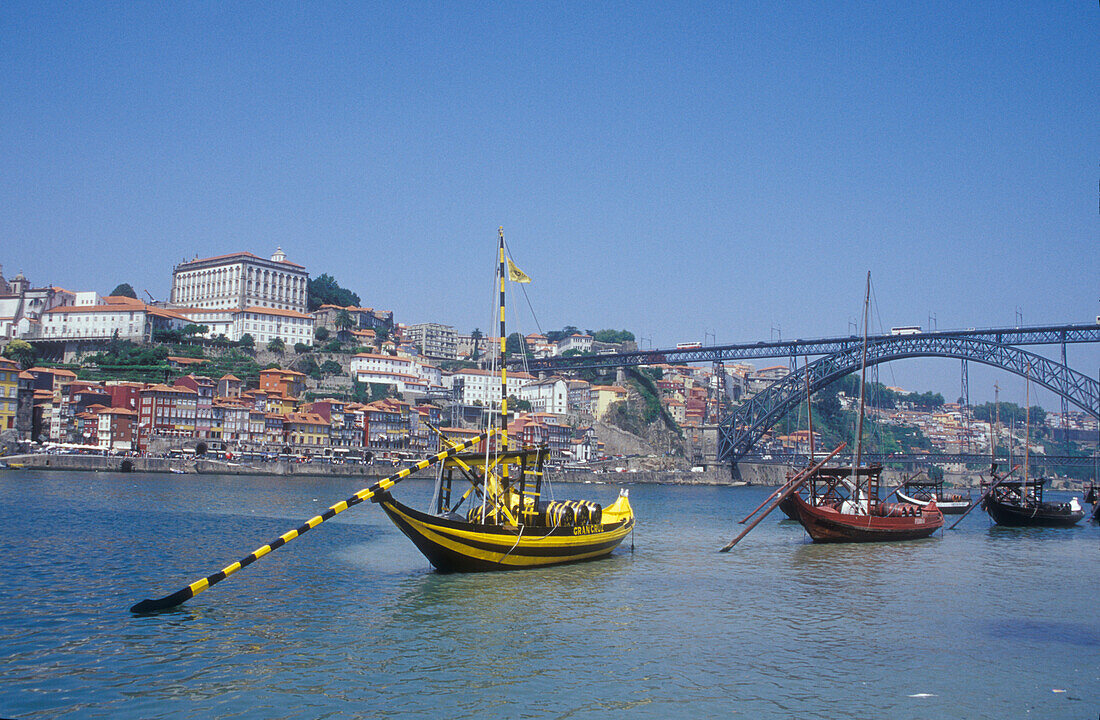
[790,480,944,543]
[788,272,943,544]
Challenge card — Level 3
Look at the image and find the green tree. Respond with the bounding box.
[351,380,391,403]
[307,274,360,312]
[181,324,208,343]
[296,356,322,380]
[314,327,330,342]
[239,333,255,351]
[320,359,343,376]
[2,339,36,368]
[545,326,580,344]
[334,308,355,337]
[294,342,311,354]
[153,328,183,344]
[505,332,528,359]
[267,337,286,354]
[109,283,137,299]
[470,327,483,361]
[592,329,635,344]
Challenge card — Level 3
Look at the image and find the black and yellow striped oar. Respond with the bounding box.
[130,427,497,613]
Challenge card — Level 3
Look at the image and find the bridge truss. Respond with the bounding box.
[717,334,1100,464]
[518,323,1100,372]
[740,453,1099,469]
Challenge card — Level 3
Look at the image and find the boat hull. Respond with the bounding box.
[982,497,1084,528]
[777,493,800,520]
[791,493,943,543]
[896,490,970,515]
[378,495,635,572]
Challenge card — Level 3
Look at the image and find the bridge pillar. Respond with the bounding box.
[615,367,626,386]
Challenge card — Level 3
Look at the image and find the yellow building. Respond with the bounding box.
[283,412,329,449]
[591,385,629,421]
[0,357,19,431]
[266,393,298,415]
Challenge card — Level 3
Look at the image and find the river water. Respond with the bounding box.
[0,469,1096,719]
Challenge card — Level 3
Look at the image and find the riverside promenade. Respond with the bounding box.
[1,453,858,486]
[6,453,1042,489]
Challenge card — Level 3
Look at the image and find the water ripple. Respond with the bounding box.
[0,475,1097,718]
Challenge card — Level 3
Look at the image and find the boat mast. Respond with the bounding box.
[1024,364,1030,498]
[851,271,871,511]
[498,227,509,454]
[805,360,815,461]
[993,382,999,467]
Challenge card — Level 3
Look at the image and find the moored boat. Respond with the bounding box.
[981,478,1084,528]
[376,228,635,571]
[792,464,943,543]
[788,272,943,544]
[980,365,1083,528]
[896,478,971,514]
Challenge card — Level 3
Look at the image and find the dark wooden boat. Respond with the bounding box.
[981,478,1084,528]
[1083,483,1097,505]
[896,478,971,514]
[776,465,877,520]
[791,464,944,543]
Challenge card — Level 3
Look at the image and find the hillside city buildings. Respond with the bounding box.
[1,253,1095,468]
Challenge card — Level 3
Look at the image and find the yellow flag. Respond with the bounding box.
[507,258,532,283]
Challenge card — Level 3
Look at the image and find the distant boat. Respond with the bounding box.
[981,366,1083,528]
[896,479,971,515]
[981,477,1084,528]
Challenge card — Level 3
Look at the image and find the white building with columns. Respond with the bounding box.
[170,248,310,313]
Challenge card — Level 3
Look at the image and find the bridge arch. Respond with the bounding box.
[718,335,1100,463]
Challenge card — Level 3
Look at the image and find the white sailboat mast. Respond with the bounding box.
[850,271,871,512]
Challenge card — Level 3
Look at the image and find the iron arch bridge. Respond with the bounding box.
[718,334,1100,464]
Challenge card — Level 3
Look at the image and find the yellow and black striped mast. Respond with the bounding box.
[498,226,509,454]
[130,427,498,613]
[482,227,509,520]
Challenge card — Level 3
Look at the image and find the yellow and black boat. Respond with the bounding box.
[128,228,633,613]
[376,227,634,571]
[375,447,634,572]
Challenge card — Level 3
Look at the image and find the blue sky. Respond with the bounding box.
[2,2,1097,406]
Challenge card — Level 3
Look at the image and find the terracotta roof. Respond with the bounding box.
[100,407,137,416]
[27,367,78,379]
[261,368,306,377]
[284,412,328,425]
[220,374,241,382]
[167,356,209,365]
[176,307,234,315]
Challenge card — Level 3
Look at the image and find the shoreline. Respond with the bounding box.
[1,453,1088,490]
